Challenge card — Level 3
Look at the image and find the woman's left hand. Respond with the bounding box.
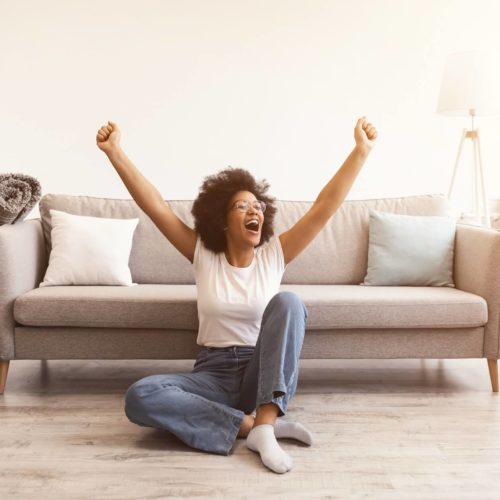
[354,116,378,153]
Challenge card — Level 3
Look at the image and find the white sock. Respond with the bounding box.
[274,419,313,446]
[246,424,293,474]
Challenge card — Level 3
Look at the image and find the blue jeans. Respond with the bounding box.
[124,291,308,456]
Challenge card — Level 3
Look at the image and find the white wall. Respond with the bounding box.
[1,0,500,220]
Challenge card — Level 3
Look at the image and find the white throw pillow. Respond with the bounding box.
[361,210,456,287]
[39,209,140,287]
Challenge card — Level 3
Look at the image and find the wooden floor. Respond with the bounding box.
[1,357,499,499]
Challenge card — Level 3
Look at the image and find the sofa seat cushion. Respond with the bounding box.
[280,284,487,329]
[14,284,487,330]
[14,285,199,330]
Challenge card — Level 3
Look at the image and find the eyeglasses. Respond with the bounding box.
[230,200,266,213]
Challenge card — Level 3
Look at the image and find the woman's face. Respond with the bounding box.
[225,190,265,247]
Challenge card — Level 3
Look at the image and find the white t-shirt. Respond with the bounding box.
[192,234,287,347]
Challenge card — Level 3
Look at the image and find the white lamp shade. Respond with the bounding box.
[436,50,500,117]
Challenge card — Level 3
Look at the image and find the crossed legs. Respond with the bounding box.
[125,291,311,473]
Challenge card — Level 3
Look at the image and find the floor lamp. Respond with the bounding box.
[436,50,500,228]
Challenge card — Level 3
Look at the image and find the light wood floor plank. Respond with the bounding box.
[1,358,499,499]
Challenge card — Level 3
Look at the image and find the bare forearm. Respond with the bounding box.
[105,147,164,213]
[314,146,370,217]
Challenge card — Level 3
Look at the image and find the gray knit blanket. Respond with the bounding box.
[0,173,42,225]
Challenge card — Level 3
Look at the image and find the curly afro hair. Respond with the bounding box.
[191,166,277,253]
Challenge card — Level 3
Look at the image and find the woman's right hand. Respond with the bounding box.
[96,121,121,154]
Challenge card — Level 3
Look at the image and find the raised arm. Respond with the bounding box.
[96,121,197,263]
[279,116,378,265]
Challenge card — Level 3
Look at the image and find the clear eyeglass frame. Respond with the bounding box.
[230,200,266,213]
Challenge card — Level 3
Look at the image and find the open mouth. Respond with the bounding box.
[244,219,260,234]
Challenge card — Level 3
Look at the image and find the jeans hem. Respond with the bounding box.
[257,380,288,417]
[270,396,286,418]
[255,394,287,418]
[221,411,245,455]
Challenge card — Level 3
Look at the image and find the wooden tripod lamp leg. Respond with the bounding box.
[474,129,491,228]
[447,128,467,201]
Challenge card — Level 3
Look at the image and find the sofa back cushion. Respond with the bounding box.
[39,193,453,285]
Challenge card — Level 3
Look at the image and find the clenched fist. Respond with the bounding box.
[354,116,378,153]
[96,121,121,154]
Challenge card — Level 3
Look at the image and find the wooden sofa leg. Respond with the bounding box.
[487,359,498,393]
[0,360,10,395]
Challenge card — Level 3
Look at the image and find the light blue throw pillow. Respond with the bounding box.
[361,210,456,287]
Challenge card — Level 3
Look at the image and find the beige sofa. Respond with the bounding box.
[1,193,499,394]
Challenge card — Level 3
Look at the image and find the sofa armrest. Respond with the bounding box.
[454,223,500,358]
[0,218,48,359]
